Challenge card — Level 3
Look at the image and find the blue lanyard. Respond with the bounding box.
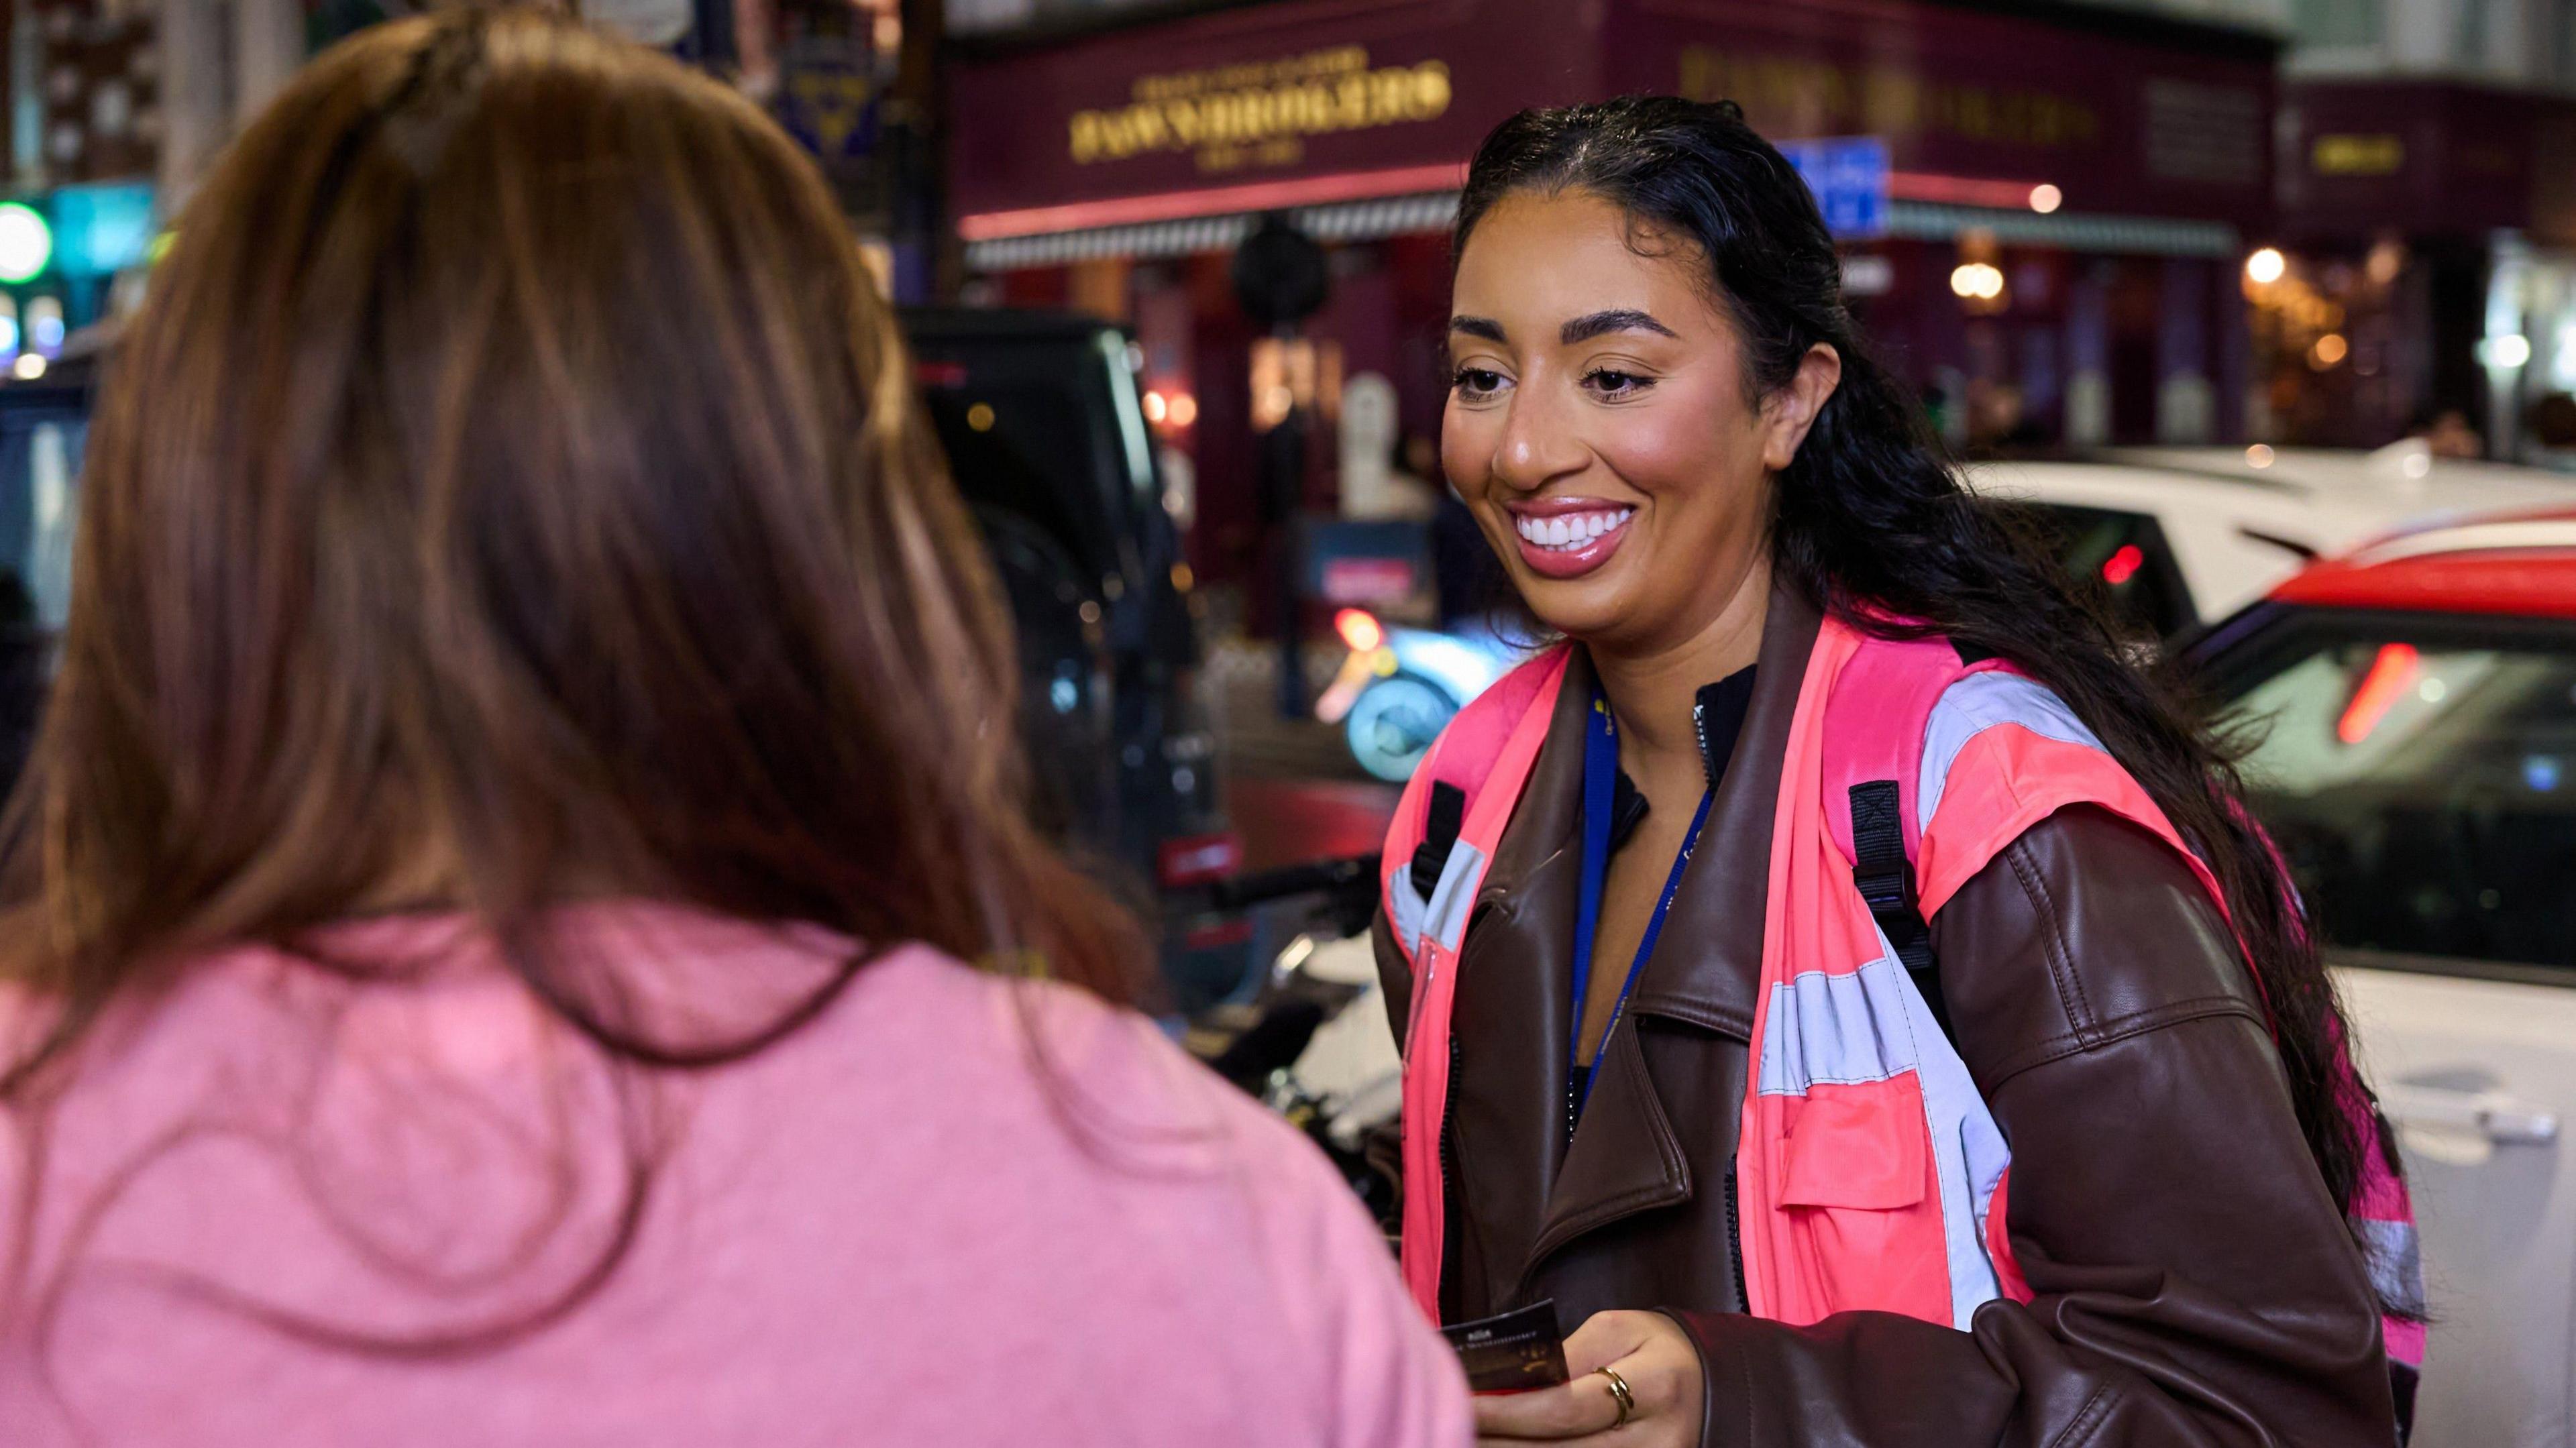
[1568,691,1713,1121]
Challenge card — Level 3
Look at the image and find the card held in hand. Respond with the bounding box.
[1440,1298,1571,1394]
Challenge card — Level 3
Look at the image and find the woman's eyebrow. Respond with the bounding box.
[1560,309,1678,344]
[1449,315,1507,342]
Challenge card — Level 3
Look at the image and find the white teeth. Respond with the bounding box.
[1515,508,1635,551]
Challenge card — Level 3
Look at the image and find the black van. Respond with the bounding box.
[903,309,1232,897]
[0,313,1248,1006]
[0,353,89,793]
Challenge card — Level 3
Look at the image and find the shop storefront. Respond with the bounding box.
[2274,79,2576,459]
[948,0,2281,588]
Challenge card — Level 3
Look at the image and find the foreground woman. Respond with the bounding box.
[0,13,1469,1444]
[1375,98,2420,1447]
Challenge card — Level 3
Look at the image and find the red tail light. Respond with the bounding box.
[1159,832,1243,888]
[2337,643,2420,745]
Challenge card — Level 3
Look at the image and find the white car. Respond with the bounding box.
[2191,510,2576,1445]
[1968,443,2574,638]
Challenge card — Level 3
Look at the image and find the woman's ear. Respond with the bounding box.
[1762,344,1843,471]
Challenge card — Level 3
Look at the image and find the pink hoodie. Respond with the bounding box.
[0,905,1471,1447]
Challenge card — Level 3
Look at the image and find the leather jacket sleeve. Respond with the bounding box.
[1668,806,2395,1447]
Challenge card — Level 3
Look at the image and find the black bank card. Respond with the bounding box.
[1440,1298,1571,1394]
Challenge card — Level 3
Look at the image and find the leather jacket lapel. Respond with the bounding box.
[1515,584,1823,1285]
[1625,587,1822,1039]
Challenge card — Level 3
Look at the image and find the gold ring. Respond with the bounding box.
[1595,1366,1636,1429]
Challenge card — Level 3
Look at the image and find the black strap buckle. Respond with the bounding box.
[1853,859,1919,919]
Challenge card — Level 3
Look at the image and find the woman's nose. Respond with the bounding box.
[1490,386,1588,494]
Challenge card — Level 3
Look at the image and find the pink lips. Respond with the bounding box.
[1507,499,1635,580]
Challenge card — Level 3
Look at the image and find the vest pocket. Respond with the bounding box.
[1772,1075,1954,1322]
[1777,1076,1930,1210]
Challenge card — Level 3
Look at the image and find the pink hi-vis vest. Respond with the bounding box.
[1381,616,2424,1368]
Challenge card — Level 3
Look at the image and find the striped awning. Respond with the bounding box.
[1884,202,2238,258]
[962,191,2238,270]
[963,190,1458,271]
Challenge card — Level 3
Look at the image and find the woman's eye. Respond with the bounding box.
[1585,368,1654,398]
[1450,367,1507,398]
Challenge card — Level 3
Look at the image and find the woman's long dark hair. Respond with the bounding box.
[1455,97,2392,1249]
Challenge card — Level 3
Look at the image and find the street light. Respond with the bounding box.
[1949,262,2004,301]
[2245,247,2286,285]
[2478,334,2532,369]
[0,203,50,284]
[2028,184,2062,215]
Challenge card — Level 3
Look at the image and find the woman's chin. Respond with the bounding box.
[1513,578,1633,645]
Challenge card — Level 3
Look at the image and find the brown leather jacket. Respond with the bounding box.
[1372,586,2396,1447]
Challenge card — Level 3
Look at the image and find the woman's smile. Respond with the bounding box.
[1507,498,1637,578]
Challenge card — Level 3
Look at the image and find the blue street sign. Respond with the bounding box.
[1778,136,1890,240]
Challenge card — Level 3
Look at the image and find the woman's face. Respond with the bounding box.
[1444,189,1827,653]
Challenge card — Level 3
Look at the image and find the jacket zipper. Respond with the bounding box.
[1438,1030,1461,1308]
[1697,688,1751,1311]
[1723,1164,1749,1313]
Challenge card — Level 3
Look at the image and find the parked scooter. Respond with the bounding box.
[1185,855,1404,1232]
[1313,609,1527,783]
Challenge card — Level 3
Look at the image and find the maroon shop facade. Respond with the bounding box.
[2270,79,2576,457]
[948,0,2279,590]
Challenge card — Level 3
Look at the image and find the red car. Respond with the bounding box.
[2188,508,2576,1445]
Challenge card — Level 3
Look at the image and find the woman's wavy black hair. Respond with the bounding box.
[1454,96,2396,1252]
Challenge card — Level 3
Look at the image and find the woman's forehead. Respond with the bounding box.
[1452,192,1715,337]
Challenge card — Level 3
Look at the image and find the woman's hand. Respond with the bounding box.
[1472,1310,1706,1445]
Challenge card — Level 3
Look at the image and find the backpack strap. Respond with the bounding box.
[1848,778,1953,1045]
[1821,632,1976,1051]
[1379,645,1574,961]
[1411,781,1466,899]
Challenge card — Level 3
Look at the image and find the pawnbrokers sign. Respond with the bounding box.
[947,0,1583,223]
[1070,46,1453,173]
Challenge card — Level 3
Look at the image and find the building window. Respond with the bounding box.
[2293,0,2385,50]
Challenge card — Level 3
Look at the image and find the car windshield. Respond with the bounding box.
[2222,615,2576,971]
[0,390,88,795]
[2019,501,2193,641]
[906,323,1152,593]
[0,407,85,634]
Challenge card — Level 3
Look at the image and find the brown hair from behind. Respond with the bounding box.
[0,11,1140,1117]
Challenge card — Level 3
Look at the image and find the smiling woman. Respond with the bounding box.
[1373,97,2423,1448]
[1442,188,1835,649]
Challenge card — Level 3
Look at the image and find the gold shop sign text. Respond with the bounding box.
[2310,134,2405,176]
[1679,46,2099,150]
[1070,46,1452,173]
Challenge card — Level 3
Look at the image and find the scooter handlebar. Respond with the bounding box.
[1195,854,1381,912]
